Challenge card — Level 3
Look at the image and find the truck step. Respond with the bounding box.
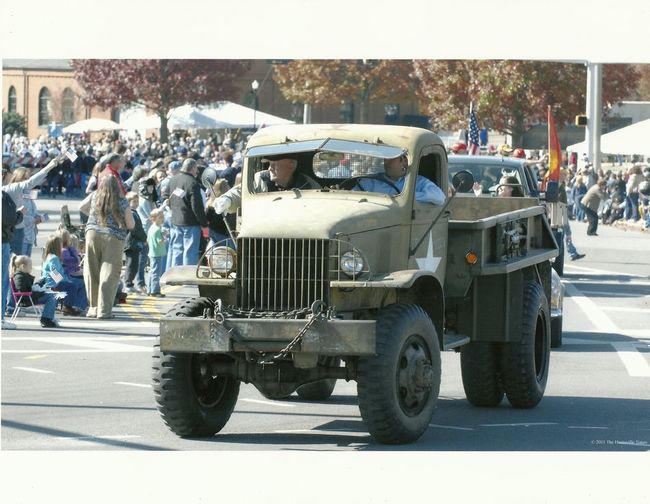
[443,334,470,351]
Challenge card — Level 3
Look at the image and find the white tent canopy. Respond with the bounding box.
[120,105,226,131]
[202,101,294,129]
[119,102,292,133]
[63,118,123,134]
[566,118,650,156]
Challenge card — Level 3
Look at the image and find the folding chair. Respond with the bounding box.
[9,278,42,321]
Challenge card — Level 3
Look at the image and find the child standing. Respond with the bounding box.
[42,234,88,316]
[11,255,60,328]
[146,208,167,297]
[123,192,147,294]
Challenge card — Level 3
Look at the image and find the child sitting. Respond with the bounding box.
[41,234,88,316]
[146,208,167,297]
[59,229,84,279]
[11,255,60,328]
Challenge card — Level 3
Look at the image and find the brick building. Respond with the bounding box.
[2,59,114,139]
[3,59,426,139]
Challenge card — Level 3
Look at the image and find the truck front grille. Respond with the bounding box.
[237,238,329,311]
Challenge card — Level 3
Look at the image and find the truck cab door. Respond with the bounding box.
[408,146,449,281]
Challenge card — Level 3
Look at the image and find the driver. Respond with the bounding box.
[213,154,320,214]
[354,153,446,205]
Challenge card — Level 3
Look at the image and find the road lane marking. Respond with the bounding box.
[568,426,609,429]
[12,366,54,374]
[4,348,152,354]
[429,424,475,431]
[14,319,157,329]
[114,382,152,388]
[479,423,558,427]
[564,264,648,278]
[610,342,650,377]
[1,336,152,353]
[563,283,619,332]
[24,354,48,360]
[601,307,650,314]
[55,435,142,441]
[239,398,296,408]
[571,290,650,298]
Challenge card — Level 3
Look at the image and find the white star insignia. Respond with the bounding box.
[415,232,442,272]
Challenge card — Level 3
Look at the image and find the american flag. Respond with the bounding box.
[468,103,480,155]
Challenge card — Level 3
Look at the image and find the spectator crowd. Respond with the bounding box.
[2,129,244,330]
[2,130,649,331]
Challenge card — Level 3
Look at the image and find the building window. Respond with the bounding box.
[62,88,76,124]
[38,87,51,126]
[8,86,17,113]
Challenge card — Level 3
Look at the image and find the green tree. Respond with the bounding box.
[2,111,26,136]
[273,60,416,123]
[71,59,251,142]
[412,60,640,146]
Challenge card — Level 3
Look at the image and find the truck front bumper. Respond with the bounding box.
[159,317,376,355]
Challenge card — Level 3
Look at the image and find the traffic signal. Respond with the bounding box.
[575,115,587,126]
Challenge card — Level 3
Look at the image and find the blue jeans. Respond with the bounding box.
[33,291,57,320]
[625,193,640,221]
[209,230,235,249]
[2,242,10,320]
[137,243,148,288]
[169,225,201,266]
[148,256,164,294]
[563,224,578,257]
[58,277,88,310]
[10,227,24,255]
[22,242,33,258]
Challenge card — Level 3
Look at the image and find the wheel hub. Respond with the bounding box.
[398,338,433,415]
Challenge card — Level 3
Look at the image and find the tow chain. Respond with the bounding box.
[211,299,330,364]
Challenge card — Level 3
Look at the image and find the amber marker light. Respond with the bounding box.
[465,251,479,265]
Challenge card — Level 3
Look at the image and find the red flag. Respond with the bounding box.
[547,105,561,182]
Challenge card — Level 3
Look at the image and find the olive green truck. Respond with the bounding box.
[154,124,558,444]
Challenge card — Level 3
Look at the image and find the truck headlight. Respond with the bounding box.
[550,268,563,312]
[340,250,365,277]
[209,246,237,276]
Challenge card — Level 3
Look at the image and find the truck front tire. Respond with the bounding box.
[357,304,441,444]
[460,342,504,407]
[152,297,240,437]
[500,283,550,408]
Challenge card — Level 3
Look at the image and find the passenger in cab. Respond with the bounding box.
[355,153,446,205]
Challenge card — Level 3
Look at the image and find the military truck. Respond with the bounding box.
[153,124,558,444]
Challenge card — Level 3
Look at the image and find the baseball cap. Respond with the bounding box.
[168,160,182,171]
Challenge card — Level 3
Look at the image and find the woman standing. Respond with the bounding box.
[581,179,608,236]
[82,173,134,319]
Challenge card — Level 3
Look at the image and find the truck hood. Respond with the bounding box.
[239,192,405,238]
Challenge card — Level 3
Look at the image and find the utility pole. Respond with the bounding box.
[585,62,603,172]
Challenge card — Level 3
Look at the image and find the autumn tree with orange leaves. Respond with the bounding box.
[412,60,640,146]
[71,59,251,142]
[273,60,417,123]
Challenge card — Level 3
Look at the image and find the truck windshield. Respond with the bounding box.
[246,140,408,197]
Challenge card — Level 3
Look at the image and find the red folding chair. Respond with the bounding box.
[9,278,43,321]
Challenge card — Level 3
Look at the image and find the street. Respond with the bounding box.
[2,196,649,453]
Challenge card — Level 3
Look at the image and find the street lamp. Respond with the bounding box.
[251,79,259,130]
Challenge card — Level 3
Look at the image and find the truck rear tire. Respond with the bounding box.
[152,297,240,437]
[357,304,441,444]
[500,283,550,408]
[460,342,504,407]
